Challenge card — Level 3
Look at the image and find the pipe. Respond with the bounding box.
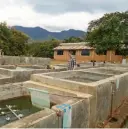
[110,51,112,62]
[110,85,115,118]
[6,105,20,120]
[102,97,128,128]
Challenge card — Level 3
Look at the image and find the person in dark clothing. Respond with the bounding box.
[67,51,76,70]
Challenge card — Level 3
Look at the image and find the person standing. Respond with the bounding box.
[67,51,76,70]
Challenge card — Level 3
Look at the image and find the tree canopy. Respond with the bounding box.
[0,22,60,58]
[63,36,85,43]
[86,11,128,55]
[0,22,29,56]
[27,38,60,58]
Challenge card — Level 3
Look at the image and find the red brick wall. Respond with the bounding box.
[106,51,123,63]
[54,50,68,61]
[76,50,93,62]
[54,50,123,63]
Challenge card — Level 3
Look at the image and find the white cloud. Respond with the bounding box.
[0,0,109,31]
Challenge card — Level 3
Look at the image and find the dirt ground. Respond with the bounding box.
[50,60,67,65]
[98,97,128,128]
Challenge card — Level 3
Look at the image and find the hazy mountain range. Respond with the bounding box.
[14,26,85,40]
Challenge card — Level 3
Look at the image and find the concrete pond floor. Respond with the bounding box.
[40,70,113,84]
[64,71,112,83]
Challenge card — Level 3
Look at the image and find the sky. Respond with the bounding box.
[0,0,127,32]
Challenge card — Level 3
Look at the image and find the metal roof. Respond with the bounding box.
[54,45,94,50]
[60,42,89,46]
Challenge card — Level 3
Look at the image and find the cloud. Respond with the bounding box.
[0,0,127,31]
[26,0,128,14]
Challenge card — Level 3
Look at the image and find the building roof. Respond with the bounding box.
[60,42,89,46]
[54,42,94,50]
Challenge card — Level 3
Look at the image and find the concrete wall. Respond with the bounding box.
[24,79,95,128]
[0,82,60,128]
[30,71,111,93]
[30,68,128,127]
[0,74,93,128]
[0,56,50,66]
[1,65,128,128]
[2,82,93,128]
[23,80,79,104]
[31,74,87,92]
[11,68,66,82]
[52,99,90,128]
[43,70,111,80]
[0,77,14,85]
[2,109,59,128]
[0,82,28,101]
[88,73,128,125]
[85,67,126,75]
[0,68,12,76]
[0,67,67,84]
[3,98,92,128]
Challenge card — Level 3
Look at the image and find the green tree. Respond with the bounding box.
[0,22,12,54]
[9,29,29,56]
[63,36,84,43]
[28,38,60,58]
[86,11,128,55]
[0,22,29,56]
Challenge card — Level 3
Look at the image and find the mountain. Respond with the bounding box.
[14,26,85,40]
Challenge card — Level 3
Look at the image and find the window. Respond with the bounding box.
[81,49,90,56]
[95,50,107,55]
[103,51,107,55]
[57,50,63,55]
[115,50,122,55]
[69,50,76,55]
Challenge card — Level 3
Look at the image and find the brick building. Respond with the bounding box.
[54,42,123,63]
